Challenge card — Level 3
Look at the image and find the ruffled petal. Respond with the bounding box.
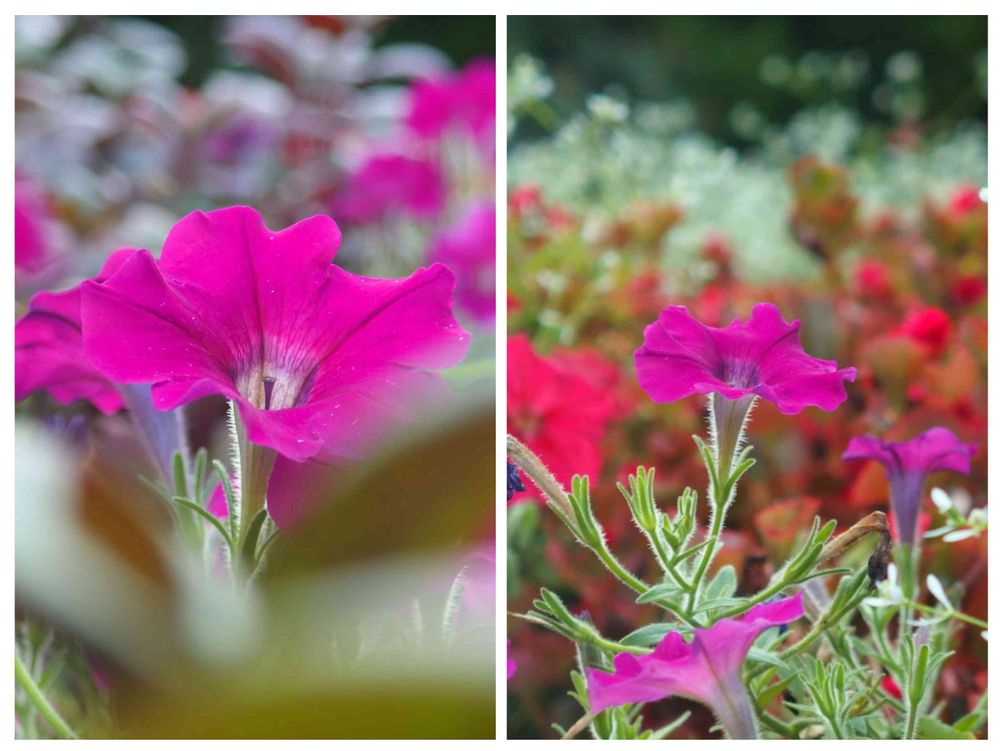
[81,250,234,407]
[14,251,141,414]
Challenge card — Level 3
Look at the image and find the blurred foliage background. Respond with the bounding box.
[146,15,495,86]
[509,15,985,147]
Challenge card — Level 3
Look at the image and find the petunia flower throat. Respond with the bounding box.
[635,303,857,415]
[81,206,470,534]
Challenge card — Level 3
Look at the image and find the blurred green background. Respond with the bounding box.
[509,15,986,146]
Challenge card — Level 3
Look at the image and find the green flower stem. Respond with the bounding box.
[593,543,648,595]
[593,541,702,628]
[590,635,652,656]
[715,573,788,620]
[685,492,728,613]
[644,527,694,592]
[15,653,77,739]
[903,686,920,740]
[562,711,597,740]
[509,433,699,626]
[685,394,755,616]
[897,542,917,635]
[907,601,988,630]
[780,588,870,661]
[229,401,276,552]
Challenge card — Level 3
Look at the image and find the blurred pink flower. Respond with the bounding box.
[15,250,136,414]
[80,206,469,526]
[407,58,495,147]
[843,427,976,546]
[635,303,856,414]
[331,154,446,224]
[507,639,517,680]
[948,185,982,217]
[429,203,495,325]
[588,593,805,738]
[15,177,58,276]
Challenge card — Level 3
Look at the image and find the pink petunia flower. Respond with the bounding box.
[428,203,495,326]
[843,428,976,546]
[588,593,805,739]
[15,250,136,415]
[80,206,470,525]
[330,154,446,224]
[507,639,517,680]
[406,58,496,147]
[635,303,856,415]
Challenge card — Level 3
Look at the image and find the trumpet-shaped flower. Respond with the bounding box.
[16,249,138,414]
[843,427,976,546]
[588,593,805,739]
[635,303,856,414]
[81,206,470,476]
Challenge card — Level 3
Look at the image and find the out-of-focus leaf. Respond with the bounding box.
[263,388,494,578]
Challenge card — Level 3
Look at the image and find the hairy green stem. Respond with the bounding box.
[685,395,755,615]
[907,601,988,630]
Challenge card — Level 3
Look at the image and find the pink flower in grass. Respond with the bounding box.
[81,206,469,527]
[429,203,495,326]
[331,154,446,224]
[843,428,976,546]
[16,250,137,414]
[407,58,496,147]
[635,303,856,414]
[588,593,805,739]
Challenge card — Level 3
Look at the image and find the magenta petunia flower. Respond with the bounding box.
[842,428,976,546]
[406,58,496,147]
[429,203,495,326]
[588,593,804,739]
[80,206,469,524]
[635,303,856,415]
[330,154,446,224]
[16,249,137,414]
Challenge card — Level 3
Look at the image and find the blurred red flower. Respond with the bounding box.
[898,307,952,356]
[507,335,616,499]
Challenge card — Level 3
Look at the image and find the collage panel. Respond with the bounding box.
[14,15,495,740]
[505,15,987,741]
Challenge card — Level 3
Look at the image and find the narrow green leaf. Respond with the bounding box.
[240,509,269,565]
[172,497,232,547]
[620,623,681,647]
[172,451,189,499]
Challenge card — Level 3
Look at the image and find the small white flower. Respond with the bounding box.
[942,528,978,543]
[864,563,904,608]
[929,487,953,513]
[925,574,953,611]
